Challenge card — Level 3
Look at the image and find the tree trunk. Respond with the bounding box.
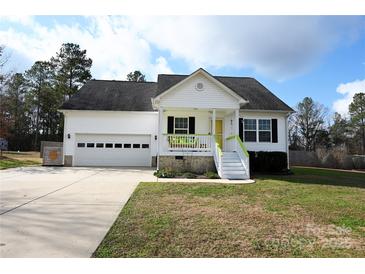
[362,126,365,155]
[69,69,73,99]
[34,91,40,151]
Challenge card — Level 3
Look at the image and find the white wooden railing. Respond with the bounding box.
[162,134,212,152]
[226,135,250,178]
[213,135,223,177]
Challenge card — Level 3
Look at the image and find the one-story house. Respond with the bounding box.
[60,68,293,179]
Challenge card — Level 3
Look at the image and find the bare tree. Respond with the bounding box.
[290,97,327,151]
[0,45,10,86]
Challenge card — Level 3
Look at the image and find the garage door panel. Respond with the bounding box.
[75,134,151,167]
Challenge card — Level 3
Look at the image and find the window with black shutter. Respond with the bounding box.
[239,118,243,142]
[167,116,174,134]
[188,117,195,134]
[272,119,278,143]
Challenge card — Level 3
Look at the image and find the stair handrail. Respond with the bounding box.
[226,135,250,178]
[213,135,223,177]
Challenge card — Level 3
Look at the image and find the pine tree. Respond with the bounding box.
[24,61,55,150]
[349,93,365,154]
[127,70,146,82]
[51,43,92,101]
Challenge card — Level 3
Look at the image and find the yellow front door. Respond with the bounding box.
[215,120,223,149]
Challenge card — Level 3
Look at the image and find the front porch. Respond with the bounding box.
[158,108,240,156]
[156,108,250,179]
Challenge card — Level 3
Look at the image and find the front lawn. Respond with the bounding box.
[0,151,41,169]
[93,167,365,258]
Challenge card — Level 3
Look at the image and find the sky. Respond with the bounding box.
[0,15,364,117]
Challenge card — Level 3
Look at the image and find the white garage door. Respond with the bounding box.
[74,134,151,166]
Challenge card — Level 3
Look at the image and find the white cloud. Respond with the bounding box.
[0,16,173,80]
[0,15,35,26]
[0,16,363,81]
[333,79,365,115]
[129,16,364,80]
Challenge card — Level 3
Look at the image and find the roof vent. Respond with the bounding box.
[195,82,204,91]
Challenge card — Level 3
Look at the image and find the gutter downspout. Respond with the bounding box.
[285,113,290,170]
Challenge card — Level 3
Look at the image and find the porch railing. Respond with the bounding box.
[162,134,212,152]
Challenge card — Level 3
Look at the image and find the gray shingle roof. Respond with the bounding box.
[61,73,293,112]
[157,74,293,111]
[60,80,157,111]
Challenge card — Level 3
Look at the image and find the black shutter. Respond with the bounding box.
[167,116,174,134]
[239,118,243,141]
[272,119,278,143]
[189,117,195,134]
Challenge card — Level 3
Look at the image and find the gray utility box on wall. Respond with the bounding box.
[43,146,63,166]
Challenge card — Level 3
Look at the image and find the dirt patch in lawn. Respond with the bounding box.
[0,151,41,169]
[1,151,41,162]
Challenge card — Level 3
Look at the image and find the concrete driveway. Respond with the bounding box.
[0,166,155,257]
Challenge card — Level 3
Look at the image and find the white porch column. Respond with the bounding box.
[234,109,239,151]
[212,109,216,148]
[157,106,163,170]
[212,109,216,135]
[234,109,239,136]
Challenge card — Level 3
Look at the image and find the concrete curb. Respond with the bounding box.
[156,178,255,184]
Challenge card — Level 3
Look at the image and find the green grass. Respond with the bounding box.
[0,156,40,169]
[93,167,365,258]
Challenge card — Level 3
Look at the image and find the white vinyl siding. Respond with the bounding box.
[159,74,239,109]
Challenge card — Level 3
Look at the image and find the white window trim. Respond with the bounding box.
[174,117,189,134]
[243,119,257,143]
[258,119,272,143]
[243,118,272,143]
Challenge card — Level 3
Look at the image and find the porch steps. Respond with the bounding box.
[221,152,249,180]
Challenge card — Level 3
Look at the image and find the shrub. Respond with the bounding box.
[153,168,176,178]
[353,156,365,169]
[321,153,338,168]
[204,171,220,179]
[340,156,354,170]
[248,151,287,173]
[183,172,197,179]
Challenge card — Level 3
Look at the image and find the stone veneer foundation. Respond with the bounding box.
[159,156,216,173]
[63,155,73,166]
[151,156,157,167]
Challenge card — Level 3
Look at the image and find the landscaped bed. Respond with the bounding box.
[154,169,220,179]
[0,151,41,169]
[93,167,365,258]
